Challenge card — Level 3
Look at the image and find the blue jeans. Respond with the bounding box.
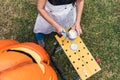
[35,33,44,41]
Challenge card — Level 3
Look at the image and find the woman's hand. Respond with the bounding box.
[72,23,82,35]
[56,26,65,34]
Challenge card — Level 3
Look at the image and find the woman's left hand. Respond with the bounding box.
[72,23,82,35]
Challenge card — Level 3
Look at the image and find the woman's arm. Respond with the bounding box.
[37,0,64,34]
[73,0,84,35]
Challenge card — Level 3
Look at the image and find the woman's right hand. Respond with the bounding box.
[56,26,65,34]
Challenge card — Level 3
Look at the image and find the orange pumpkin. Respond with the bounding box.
[0,40,19,52]
[0,40,58,80]
[8,42,50,64]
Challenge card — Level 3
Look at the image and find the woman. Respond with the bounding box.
[34,0,84,47]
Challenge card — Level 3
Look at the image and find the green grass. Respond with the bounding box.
[0,0,120,80]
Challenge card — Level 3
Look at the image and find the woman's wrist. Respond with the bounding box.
[75,17,81,24]
[74,21,80,27]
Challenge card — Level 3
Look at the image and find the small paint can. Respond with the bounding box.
[68,30,78,40]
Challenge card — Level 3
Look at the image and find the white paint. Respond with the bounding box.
[70,43,78,50]
[68,30,77,40]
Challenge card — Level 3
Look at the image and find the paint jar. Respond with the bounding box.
[68,30,78,40]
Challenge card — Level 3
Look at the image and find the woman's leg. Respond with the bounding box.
[35,33,45,47]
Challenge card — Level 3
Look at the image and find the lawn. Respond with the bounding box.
[0,0,120,80]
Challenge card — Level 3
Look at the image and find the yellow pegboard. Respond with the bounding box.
[55,35,101,80]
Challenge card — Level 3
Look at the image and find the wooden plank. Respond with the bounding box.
[55,35,101,80]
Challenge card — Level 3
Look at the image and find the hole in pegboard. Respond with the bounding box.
[65,49,68,52]
[85,75,88,77]
[78,58,80,61]
[91,59,94,61]
[67,41,69,43]
[82,56,84,58]
[95,69,97,71]
[74,52,76,54]
[73,61,75,63]
[86,62,88,64]
[62,44,64,46]
[80,41,81,43]
[87,52,89,55]
[69,55,71,58]
[82,64,84,67]
[83,47,85,49]
[78,50,80,52]
[77,67,79,70]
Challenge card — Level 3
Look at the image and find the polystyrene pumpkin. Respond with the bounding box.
[0,40,58,80]
[0,40,19,52]
[8,42,50,64]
